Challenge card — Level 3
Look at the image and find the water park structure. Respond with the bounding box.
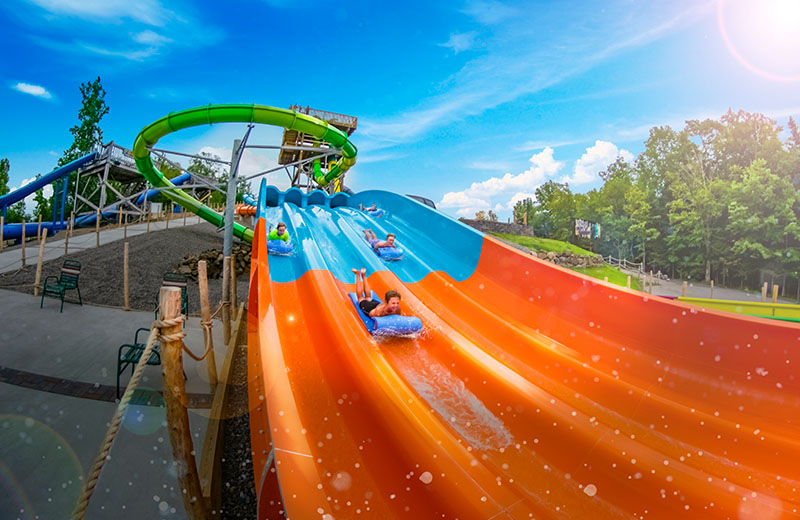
[2,103,799,519]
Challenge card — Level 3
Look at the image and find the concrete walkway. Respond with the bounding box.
[0,289,229,519]
[628,270,800,304]
[0,215,204,275]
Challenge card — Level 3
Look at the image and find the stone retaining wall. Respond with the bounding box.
[458,218,535,237]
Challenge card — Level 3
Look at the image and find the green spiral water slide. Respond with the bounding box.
[131,104,358,243]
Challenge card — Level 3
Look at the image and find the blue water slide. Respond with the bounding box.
[0,153,97,240]
[254,185,483,285]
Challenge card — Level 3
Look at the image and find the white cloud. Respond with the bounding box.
[439,147,563,218]
[440,31,478,53]
[22,0,223,63]
[360,2,711,146]
[11,82,53,99]
[561,140,633,185]
[10,176,54,213]
[24,0,175,26]
[133,30,172,46]
[439,192,490,209]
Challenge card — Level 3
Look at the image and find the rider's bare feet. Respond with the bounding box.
[360,268,366,275]
[351,268,359,275]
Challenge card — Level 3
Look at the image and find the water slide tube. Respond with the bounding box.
[0,153,97,240]
[246,181,800,519]
[131,104,358,244]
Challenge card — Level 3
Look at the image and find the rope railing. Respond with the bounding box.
[70,316,185,520]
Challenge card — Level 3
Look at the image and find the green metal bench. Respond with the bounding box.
[40,259,83,312]
[118,273,189,399]
[117,327,161,399]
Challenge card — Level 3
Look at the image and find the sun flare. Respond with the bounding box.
[718,0,800,81]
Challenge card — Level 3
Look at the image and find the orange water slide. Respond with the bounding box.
[247,194,800,519]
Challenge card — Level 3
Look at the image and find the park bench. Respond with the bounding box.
[116,327,161,399]
[40,259,83,312]
[117,272,189,398]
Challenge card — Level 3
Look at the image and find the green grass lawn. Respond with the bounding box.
[572,265,642,290]
[490,233,594,255]
[488,232,640,290]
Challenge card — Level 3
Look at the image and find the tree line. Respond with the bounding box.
[512,110,800,289]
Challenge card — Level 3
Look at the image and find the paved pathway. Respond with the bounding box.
[0,289,229,519]
[0,215,204,275]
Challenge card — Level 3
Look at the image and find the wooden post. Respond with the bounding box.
[710,280,714,299]
[37,214,42,241]
[762,282,768,302]
[21,219,26,266]
[183,207,187,227]
[681,281,687,297]
[64,223,70,256]
[221,256,231,345]
[231,260,238,311]
[146,205,151,233]
[68,211,74,238]
[33,233,47,297]
[165,203,170,230]
[117,210,122,228]
[123,242,130,311]
[123,211,128,239]
[95,208,101,247]
[626,275,631,289]
[0,215,4,252]
[158,287,209,519]
[649,270,653,293]
[198,261,218,388]
[772,284,779,304]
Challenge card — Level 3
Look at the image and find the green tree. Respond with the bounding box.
[59,77,110,215]
[725,158,800,282]
[535,180,574,241]
[32,182,53,221]
[666,154,729,281]
[0,158,9,196]
[6,201,27,223]
[187,152,227,206]
[59,77,110,166]
[624,185,660,268]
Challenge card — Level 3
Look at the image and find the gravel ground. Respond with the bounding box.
[0,222,250,314]
[220,344,257,518]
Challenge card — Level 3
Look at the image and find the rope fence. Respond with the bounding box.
[70,316,185,520]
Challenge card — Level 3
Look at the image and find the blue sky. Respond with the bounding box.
[1,0,799,219]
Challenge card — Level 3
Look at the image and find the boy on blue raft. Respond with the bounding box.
[360,203,384,217]
[362,229,403,260]
[353,268,401,318]
[351,268,423,335]
[267,222,293,255]
[268,222,289,242]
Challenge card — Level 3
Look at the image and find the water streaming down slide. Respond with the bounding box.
[130,104,800,518]
[247,183,800,519]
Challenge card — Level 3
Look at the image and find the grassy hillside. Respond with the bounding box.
[572,265,642,290]
[489,232,641,290]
